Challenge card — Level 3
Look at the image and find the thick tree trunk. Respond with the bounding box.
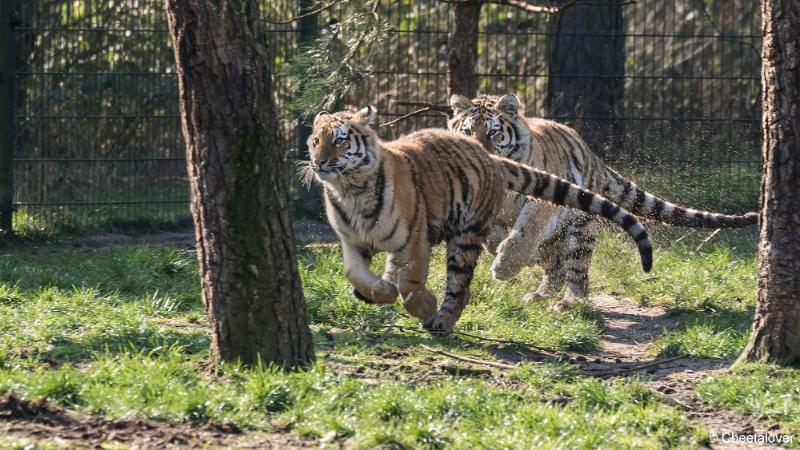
[739,0,800,366]
[165,0,314,367]
[546,1,625,157]
[448,0,481,98]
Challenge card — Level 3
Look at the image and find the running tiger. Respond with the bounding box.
[303,106,653,333]
[448,94,757,310]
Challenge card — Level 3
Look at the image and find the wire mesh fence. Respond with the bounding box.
[4,0,761,234]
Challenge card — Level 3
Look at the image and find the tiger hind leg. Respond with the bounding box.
[424,232,483,334]
[550,215,597,312]
[522,247,565,303]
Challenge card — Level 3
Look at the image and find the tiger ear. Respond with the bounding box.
[449,94,472,112]
[356,105,378,125]
[313,111,330,126]
[497,94,521,115]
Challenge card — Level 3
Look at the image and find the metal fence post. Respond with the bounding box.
[295,0,321,217]
[0,1,16,233]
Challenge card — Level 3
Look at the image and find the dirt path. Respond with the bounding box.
[588,294,783,449]
[0,395,317,449]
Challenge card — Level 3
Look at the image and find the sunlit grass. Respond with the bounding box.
[588,228,757,358]
[0,236,722,447]
[698,363,800,445]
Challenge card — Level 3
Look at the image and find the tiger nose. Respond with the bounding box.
[313,157,329,167]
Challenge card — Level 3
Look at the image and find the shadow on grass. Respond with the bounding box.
[31,326,210,365]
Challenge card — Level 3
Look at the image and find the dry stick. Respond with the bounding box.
[420,344,520,369]
[393,101,452,114]
[393,101,453,117]
[694,228,721,252]
[375,324,568,359]
[673,230,696,245]
[557,0,636,11]
[380,107,433,128]
[263,0,346,25]
[655,392,695,411]
[435,0,635,14]
[585,354,690,377]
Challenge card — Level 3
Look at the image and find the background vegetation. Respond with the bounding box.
[8,0,761,235]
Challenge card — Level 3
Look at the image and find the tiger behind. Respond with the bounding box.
[304,106,653,333]
[448,94,757,310]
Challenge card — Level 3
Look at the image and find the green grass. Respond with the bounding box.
[0,235,724,448]
[698,363,800,444]
[587,228,758,358]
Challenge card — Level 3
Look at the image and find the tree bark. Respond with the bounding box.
[739,0,800,366]
[165,0,315,367]
[295,0,323,217]
[448,0,482,98]
[546,1,625,157]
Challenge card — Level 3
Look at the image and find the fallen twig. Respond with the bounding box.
[374,324,567,359]
[584,354,690,378]
[694,228,721,252]
[655,392,695,411]
[420,344,520,369]
[673,230,695,245]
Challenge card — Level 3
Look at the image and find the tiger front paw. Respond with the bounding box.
[351,280,398,304]
[403,291,437,321]
[422,311,455,335]
[352,287,374,304]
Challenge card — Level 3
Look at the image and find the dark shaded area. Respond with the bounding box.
[0,394,312,449]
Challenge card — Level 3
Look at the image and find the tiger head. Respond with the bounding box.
[447,94,531,159]
[306,106,381,184]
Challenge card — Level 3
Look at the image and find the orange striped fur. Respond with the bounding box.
[305,106,653,333]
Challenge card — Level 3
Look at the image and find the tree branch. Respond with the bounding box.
[380,107,434,128]
[436,0,635,14]
[380,101,452,128]
[393,101,452,114]
[420,344,521,369]
[263,0,346,25]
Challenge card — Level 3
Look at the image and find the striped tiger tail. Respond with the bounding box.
[600,167,758,228]
[495,157,653,273]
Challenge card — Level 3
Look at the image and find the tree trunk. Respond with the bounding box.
[738,0,800,366]
[165,0,315,367]
[546,1,625,157]
[448,0,481,98]
[294,0,323,218]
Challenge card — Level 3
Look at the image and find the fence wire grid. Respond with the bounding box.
[5,0,761,234]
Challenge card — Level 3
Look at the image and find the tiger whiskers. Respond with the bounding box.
[296,160,317,187]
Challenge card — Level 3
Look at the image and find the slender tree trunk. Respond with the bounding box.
[738,0,800,366]
[448,0,481,98]
[295,0,322,217]
[165,0,314,367]
[546,1,625,157]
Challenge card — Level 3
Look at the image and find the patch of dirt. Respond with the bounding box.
[587,294,784,449]
[0,395,316,449]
